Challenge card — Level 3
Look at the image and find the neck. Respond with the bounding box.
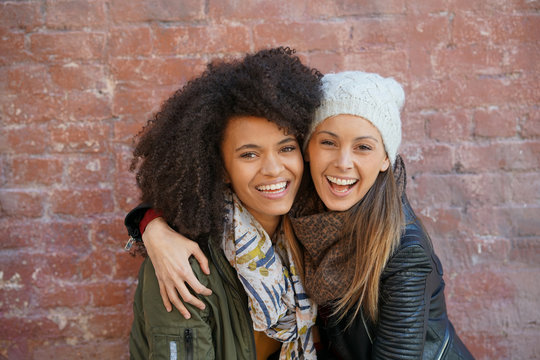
[254,215,280,238]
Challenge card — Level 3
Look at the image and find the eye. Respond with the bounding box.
[320,139,336,147]
[240,152,257,159]
[356,144,373,151]
[280,145,297,153]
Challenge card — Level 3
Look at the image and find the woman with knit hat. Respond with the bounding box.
[127,71,474,359]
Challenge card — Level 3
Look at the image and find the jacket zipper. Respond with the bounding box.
[184,328,193,360]
[434,325,451,360]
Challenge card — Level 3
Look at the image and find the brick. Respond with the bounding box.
[427,109,472,142]
[110,0,205,23]
[407,14,452,77]
[342,50,408,80]
[0,316,68,341]
[509,172,540,205]
[411,173,508,208]
[0,29,28,65]
[77,249,117,279]
[57,91,112,122]
[30,340,128,360]
[112,87,168,117]
[253,22,347,52]
[401,111,428,142]
[465,207,514,237]
[346,18,408,51]
[50,189,114,215]
[113,252,144,280]
[411,74,537,111]
[432,44,505,77]
[50,123,111,153]
[2,126,49,154]
[110,57,206,88]
[473,107,517,138]
[107,26,152,57]
[400,142,454,174]
[211,0,308,20]
[90,218,128,249]
[153,24,251,55]
[307,0,405,17]
[452,13,540,45]
[115,175,140,212]
[305,52,345,74]
[45,0,107,29]
[6,64,54,94]
[84,311,132,339]
[65,155,111,186]
[455,141,540,172]
[112,119,147,144]
[415,207,463,239]
[519,106,540,138]
[45,222,92,252]
[49,63,107,91]
[0,2,43,31]
[503,43,540,74]
[0,93,63,124]
[29,32,106,61]
[9,157,63,186]
[509,237,540,266]
[0,190,45,218]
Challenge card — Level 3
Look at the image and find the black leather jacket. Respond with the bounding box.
[315,195,474,360]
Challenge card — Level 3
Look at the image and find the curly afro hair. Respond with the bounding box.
[131,47,322,245]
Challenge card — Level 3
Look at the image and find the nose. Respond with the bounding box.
[261,153,284,177]
[335,148,353,171]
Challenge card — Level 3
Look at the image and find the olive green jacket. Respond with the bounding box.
[129,240,257,360]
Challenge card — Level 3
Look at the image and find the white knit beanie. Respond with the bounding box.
[306,71,405,165]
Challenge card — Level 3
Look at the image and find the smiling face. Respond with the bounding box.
[306,114,390,212]
[221,116,303,234]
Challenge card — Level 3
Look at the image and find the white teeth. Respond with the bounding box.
[326,176,357,186]
[257,181,287,192]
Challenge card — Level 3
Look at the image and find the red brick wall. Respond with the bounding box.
[1,1,538,359]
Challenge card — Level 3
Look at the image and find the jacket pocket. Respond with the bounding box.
[151,327,205,360]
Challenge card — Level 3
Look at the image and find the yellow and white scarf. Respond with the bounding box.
[222,192,317,360]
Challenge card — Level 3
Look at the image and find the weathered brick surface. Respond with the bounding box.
[1,0,538,358]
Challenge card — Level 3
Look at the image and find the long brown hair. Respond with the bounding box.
[334,165,404,324]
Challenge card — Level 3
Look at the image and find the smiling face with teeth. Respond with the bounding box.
[306,114,390,212]
[221,116,303,235]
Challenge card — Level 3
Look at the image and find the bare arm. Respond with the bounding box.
[143,217,212,318]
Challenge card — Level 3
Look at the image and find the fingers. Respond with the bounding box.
[184,271,212,296]
[191,246,211,275]
[175,282,207,311]
[165,285,191,319]
[158,282,173,313]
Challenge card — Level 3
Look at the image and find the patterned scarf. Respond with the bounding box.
[222,192,317,360]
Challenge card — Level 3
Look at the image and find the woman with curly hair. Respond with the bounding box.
[128,47,322,360]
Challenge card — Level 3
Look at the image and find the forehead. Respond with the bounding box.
[317,114,381,137]
[224,116,292,141]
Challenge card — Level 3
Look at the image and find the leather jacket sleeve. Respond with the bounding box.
[372,242,433,359]
[124,203,152,241]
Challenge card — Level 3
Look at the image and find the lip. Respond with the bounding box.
[325,175,358,197]
[255,180,291,200]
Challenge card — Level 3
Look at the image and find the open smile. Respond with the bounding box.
[326,175,358,195]
[255,181,290,198]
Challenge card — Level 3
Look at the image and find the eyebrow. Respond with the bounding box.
[234,136,297,152]
[317,130,379,143]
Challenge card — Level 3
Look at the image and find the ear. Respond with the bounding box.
[223,168,231,184]
[380,155,390,172]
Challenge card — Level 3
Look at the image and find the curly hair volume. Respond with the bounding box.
[131,47,322,245]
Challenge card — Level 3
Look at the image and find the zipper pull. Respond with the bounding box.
[124,236,136,251]
[184,328,193,360]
